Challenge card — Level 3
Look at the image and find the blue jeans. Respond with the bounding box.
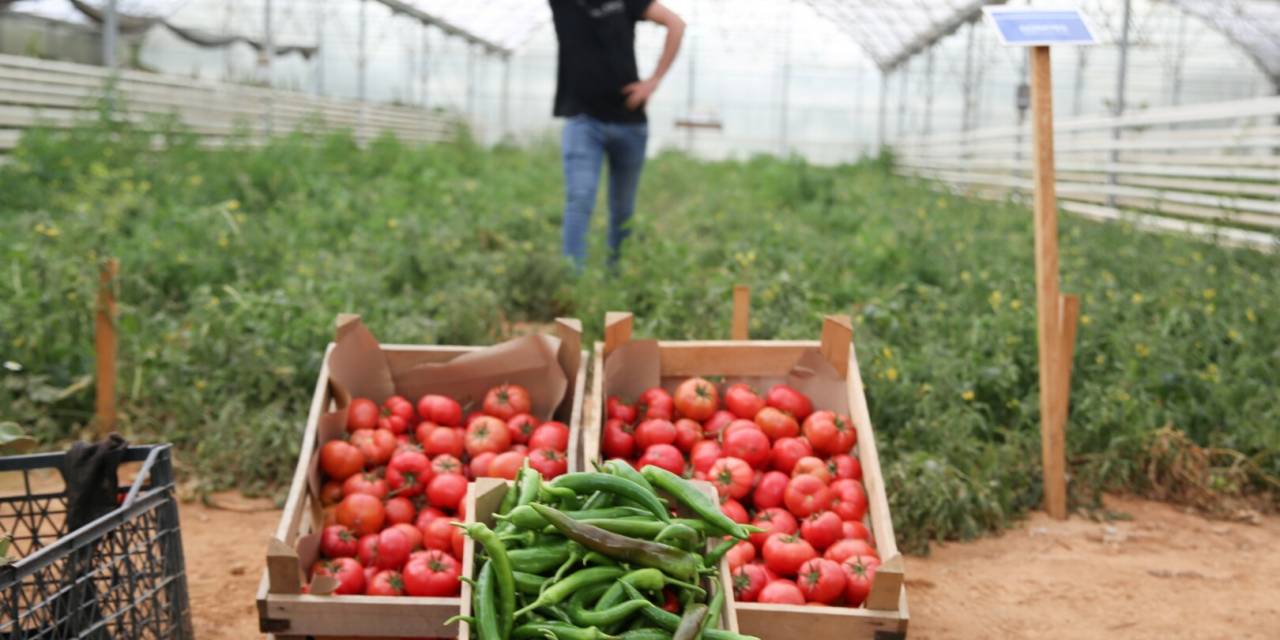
[560,114,648,269]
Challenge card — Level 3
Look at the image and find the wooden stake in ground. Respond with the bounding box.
[95,258,119,437]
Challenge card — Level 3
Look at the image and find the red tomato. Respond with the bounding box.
[414,506,446,527]
[829,479,869,522]
[725,539,755,569]
[765,384,813,421]
[722,427,770,469]
[800,511,842,551]
[420,515,454,552]
[802,411,850,457]
[403,549,461,597]
[529,448,568,479]
[708,457,754,499]
[749,507,799,551]
[791,456,832,484]
[343,472,388,500]
[770,437,812,474]
[320,480,344,506]
[392,522,424,550]
[703,410,736,438]
[797,558,846,604]
[359,527,412,570]
[419,424,465,459]
[732,563,770,602]
[673,377,719,421]
[466,416,511,456]
[673,418,703,453]
[426,473,468,511]
[602,418,636,459]
[382,397,416,433]
[431,454,464,477]
[386,451,432,498]
[762,533,817,576]
[825,538,879,564]
[842,557,879,606]
[385,496,416,525]
[483,384,532,421]
[828,453,862,481]
[320,524,359,558]
[723,383,765,420]
[752,471,791,511]
[634,419,677,450]
[451,523,465,559]
[637,388,675,421]
[312,557,365,595]
[346,397,380,432]
[320,440,365,481]
[841,520,871,541]
[754,407,800,442]
[784,475,831,518]
[417,394,462,427]
[721,419,761,442]
[606,396,637,424]
[366,570,405,596]
[832,414,857,454]
[350,429,397,467]
[505,413,540,445]
[392,439,422,457]
[461,451,491,478]
[757,579,805,605]
[487,451,526,479]
[336,493,385,536]
[528,422,570,452]
[720,497,749,524]
[637,444,684,475]
[689,440,722,473]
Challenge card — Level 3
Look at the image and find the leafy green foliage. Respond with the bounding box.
[0,116,1276,549]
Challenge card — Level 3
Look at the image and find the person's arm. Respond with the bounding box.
[623,1,685,111]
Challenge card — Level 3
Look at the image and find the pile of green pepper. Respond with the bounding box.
[449,462,761,640]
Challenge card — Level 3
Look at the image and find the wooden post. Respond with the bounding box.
[1030,46,1068,520]
[603,312,633,358]
[731,285,750,340]
[94,259,119,437]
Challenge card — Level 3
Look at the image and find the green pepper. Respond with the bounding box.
[509,544,574,573]
[501,505,649,530]
[705,583,725,631]
[654,522,701,551]
[620,630,673,640]
[512,570,545,595]
[704,537,738,568]
[455,522,515,637]
[568,594,651,628]
[595,567,668,612]
[472,561,502,640]
[512,621,621,640]
[673,603,708,640]
[620,583,759,640]
[550,473,671,523]
[604,459,660,495]
[514,566,626,618]
[641,467,748,540]
[573,518,667,539]
[531,503,702,581]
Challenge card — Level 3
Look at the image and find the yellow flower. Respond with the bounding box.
[881,346,894,360]
[885,367,898,382]
[1009,299,1022,311]
[1095,354,1106,365]
[1227,329,1242,343]
[1246,309,1257,323]
[387,218,400,230]
[1204,304,1215,316]
[194,379,207,391]
[915,207,926,217]
[464,179,478,192]
[1006,398,1020,409]
[989,291,1003,309]
[217,235,229,249]
[1135,343,1150,358]
[1080,314,1091,326]
[227,199,240,211]
[188,174,203,187]
[959,271,971,283]
[1202,288,1216,300]
[1199,363,1220,383]
[961,390,975,402]
[1131,292,1144,305]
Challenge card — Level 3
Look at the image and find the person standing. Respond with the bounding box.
[550,0,685,269]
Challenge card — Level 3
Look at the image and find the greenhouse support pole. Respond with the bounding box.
[1029,46,1077,522]
[896,58,909,138]
[877,70,888,150]
[420,27,429,106]
[1108,0,1132,205]
[357,0,368,102]
[923,47,935,138]
[263,0,274,134]
[779,1,792,156]
[103,0,119,70]
[315,0,326,96]
[466,45,476,126]
[961,21,975,134]
[501,55,512,140]
[1072,48,1087,116]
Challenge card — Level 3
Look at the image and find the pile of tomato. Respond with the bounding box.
[313,384,572,597]
[601,378,882,607]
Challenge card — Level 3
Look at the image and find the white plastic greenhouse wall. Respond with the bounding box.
[7,0,1276,165]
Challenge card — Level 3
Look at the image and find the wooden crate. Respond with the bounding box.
[457,477,741,639]
[583,311,909,639]
[256,317,588,639]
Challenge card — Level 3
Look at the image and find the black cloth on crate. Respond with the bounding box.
[61,433,129,531]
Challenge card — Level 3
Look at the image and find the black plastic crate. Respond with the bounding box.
[0,445,192,639]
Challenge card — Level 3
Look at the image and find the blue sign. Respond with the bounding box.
[983,7,1098,46]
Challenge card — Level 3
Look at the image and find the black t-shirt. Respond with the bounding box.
[550,0,654,123]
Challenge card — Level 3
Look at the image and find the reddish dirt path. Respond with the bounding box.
[178,493,1280,639]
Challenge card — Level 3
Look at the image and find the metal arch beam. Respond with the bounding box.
[802,0,1003,73]
[372,0,511,57]
[882,0,1003,72]
[1159,0,1280,87]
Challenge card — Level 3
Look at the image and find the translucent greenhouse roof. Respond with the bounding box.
[1164,0,1280,82]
